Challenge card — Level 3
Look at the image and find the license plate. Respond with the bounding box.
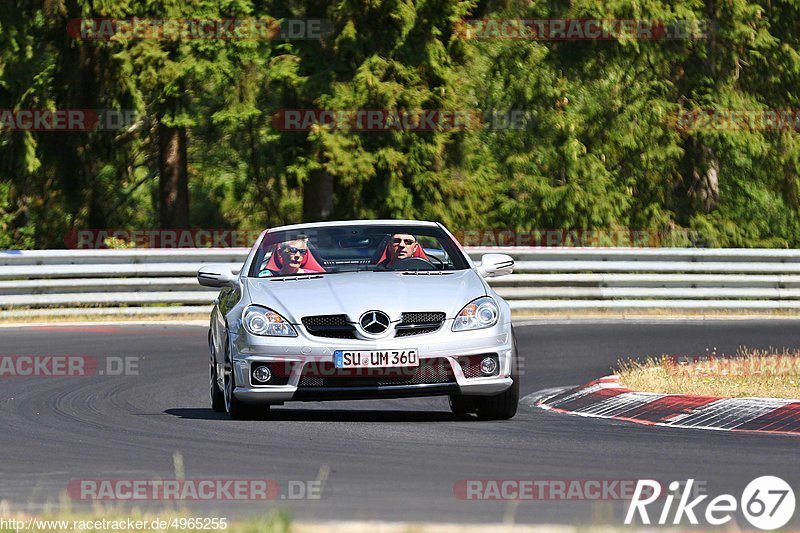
[334,349,419,368]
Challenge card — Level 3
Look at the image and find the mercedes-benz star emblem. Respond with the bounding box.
[359,310,391,335]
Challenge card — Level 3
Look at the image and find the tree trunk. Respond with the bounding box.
[302,168,334,222]
[158,122,189,228]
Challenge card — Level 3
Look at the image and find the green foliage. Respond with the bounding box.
[1,0,800,248]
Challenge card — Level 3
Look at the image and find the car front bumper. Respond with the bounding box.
[229,322,515,404]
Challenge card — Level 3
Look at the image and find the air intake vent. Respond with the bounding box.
[298,358,455,387]
[302,315,356,339]
[394,312,446,337]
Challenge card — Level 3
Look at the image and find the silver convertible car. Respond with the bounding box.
[198,220,518,420]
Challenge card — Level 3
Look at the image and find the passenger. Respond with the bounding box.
[260,238,325,276]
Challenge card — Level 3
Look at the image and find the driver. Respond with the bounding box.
[377,233,424,268]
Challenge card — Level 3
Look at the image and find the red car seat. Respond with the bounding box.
[264,244,326,273]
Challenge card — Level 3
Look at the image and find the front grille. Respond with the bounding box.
[303,314,348,327]
[302,314,356,339]
[396,328,438,337]
[298,358,455,388]
[402,312,446,324]
[394,311,446,337]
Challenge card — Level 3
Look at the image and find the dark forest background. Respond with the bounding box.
[2,0,800,249]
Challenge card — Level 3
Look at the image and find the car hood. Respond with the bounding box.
[244,270,487,323]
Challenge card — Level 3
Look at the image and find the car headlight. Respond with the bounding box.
[452,297,499,331]
[243,306,297,337]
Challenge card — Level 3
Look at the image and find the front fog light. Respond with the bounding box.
[480,357,498,376]
[252,365,272,383]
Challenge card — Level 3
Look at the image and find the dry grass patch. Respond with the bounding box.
[617,347,800,399]
[510,308,800,320]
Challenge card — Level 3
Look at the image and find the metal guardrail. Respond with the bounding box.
[3,247,800,317]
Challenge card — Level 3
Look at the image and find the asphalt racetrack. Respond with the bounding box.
[1,320,799,526]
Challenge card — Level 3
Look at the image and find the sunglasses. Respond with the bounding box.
[283,247,308,255]
[393,238,416,246]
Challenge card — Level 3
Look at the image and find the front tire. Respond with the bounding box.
[448,394,477,416]
[475,373,519,420]
[210,359,225,413]
[223,349,268,420]
[473,329,520,420]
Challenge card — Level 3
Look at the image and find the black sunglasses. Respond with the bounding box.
[283,246,308,255]
[392,238,416,245]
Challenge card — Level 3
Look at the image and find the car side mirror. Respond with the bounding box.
[197,264,236,288]
[477,253,514,278]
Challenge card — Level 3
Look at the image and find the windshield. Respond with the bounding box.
[247,224,469,278]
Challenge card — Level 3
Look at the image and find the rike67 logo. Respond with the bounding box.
[625,476,795,530]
